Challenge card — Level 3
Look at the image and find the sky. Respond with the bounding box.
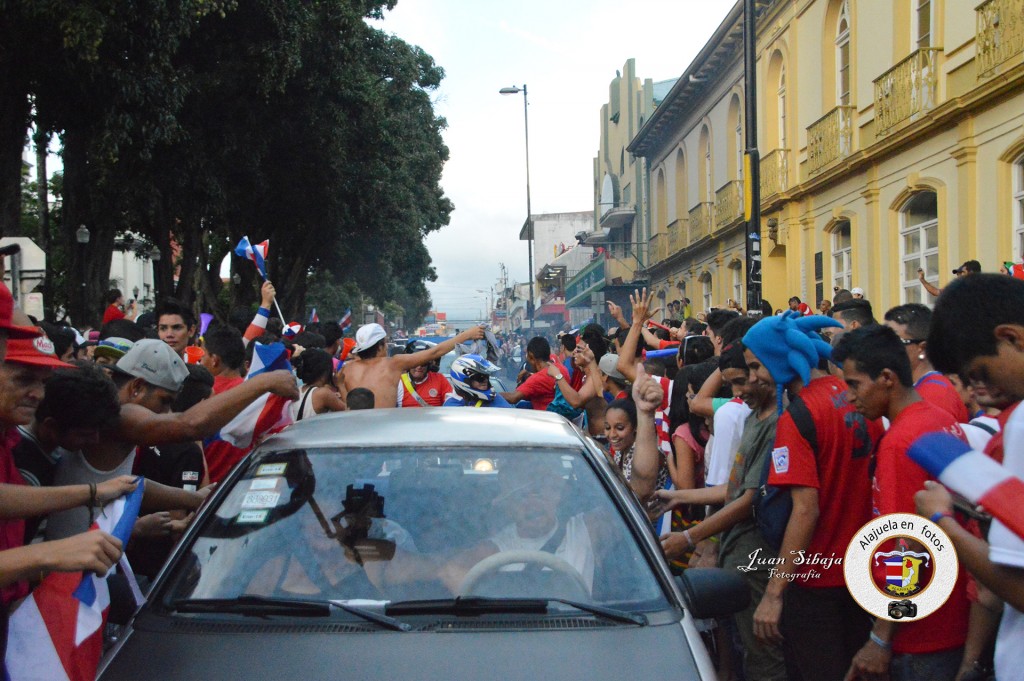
[371,0,735,321]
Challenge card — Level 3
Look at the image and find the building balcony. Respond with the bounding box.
[599,204,636,230]
[715,180,744,229]
[807,106,855,174]
[759,150,789,200]
[649,233,669,264]
[977,0,1024,77]
[689,202,714,242]
[873,48,941,135]
[668,217,689,254]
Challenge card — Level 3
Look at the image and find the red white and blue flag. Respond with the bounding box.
[884,557,906,587]
[5,481,146,681]
[308,308,318,324]
[234,236,269,280]
[282,322,303,339]
[909,432,1024,539]
[339,309,352,331]
[217,342,295,450]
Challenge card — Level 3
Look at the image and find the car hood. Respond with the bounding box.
[100,614,705,681]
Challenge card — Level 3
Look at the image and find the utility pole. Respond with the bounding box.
[743,0,764,312]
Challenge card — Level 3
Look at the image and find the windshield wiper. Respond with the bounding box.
[386,596,645,625]
[544,598,646,625]
[173,595,331,618]
[172,596,411,631]
[328,601,411,632]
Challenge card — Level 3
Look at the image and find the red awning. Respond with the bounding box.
[537,303,567,319]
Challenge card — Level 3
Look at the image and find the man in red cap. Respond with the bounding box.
[0,290,131,659]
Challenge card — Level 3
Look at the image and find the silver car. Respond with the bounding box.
[100,409,746,680]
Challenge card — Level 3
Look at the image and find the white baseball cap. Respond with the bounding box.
[353,323,387,354]
[851,287,864,296]
[114,339,189,392]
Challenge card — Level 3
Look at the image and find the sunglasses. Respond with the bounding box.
[899,338,927,345]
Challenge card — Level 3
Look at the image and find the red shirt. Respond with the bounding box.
[518,370,556,411]
[872,400,970,654]
[400,372,449,407]
[102,304,125,325]
[1,428,29,606]
[203,375,248,484]
[768,375,882,587]
[915,372,969,423]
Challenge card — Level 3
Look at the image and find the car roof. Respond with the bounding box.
[258,408,588,451]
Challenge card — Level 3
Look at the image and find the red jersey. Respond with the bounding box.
[768,375,882,587]
[518,370,556,411]
[101,304,125,325]
[1,428,29,605]
[203,375,249,484]
[915,372,969,423]
[872,400,969,654]
[399,372,449,407]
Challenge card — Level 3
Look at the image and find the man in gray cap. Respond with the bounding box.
[45,340,299,539]
[343,323,485,408]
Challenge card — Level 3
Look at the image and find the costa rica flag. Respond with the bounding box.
[5,481,145,681]
[339,309,352,331]
[234,236,269,279]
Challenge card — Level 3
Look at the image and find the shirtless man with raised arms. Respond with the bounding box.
[342,323,485,408]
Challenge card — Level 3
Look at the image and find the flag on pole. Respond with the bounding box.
[5,481,146,681]
[309,308,319,324]
[216,342,295,449]
[282,322,303,339]
[234,236,269,280]
[909,432,1024,539]
[339,309,352,331]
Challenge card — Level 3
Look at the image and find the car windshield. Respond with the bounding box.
[159,447,671,614]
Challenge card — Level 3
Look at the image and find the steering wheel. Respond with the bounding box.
[458,550,589,598]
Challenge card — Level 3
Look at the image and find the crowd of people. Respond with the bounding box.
[0,257,1022,681]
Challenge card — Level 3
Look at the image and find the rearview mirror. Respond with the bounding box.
[675,568,749,619]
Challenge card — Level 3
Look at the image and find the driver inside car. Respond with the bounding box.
[383,456,601,598]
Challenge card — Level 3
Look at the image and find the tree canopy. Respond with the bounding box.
[2,0,448,326]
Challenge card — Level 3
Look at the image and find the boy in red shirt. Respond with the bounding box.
[833,325,969,681]
[500,337,556,410]
[746,318,883,680]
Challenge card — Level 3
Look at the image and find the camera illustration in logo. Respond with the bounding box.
[887,599,918,620]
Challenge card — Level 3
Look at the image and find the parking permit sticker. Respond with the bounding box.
[256,463,287,477]
[241,491,281,509]
[237,510,269,524]
[249,478,279,491]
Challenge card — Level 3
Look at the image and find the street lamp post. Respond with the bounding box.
[149,247,162,301]
[499,84,535,335]
[75,224,90,325]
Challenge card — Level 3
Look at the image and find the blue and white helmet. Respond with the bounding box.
[449,353,500,401]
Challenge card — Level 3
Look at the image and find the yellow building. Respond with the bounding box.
[566,59,675,329]
[630,0,1024,314]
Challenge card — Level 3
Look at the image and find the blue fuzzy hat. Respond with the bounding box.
[742,310,840,412]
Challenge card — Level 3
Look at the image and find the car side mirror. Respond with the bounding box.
[675,568,749,619]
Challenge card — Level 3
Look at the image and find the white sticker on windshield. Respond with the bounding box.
[237,509,269,524]
[241,491,280,509]
[248,478,279,491]
[256,463,287,477]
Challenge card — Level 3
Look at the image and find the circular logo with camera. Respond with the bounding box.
[844,513,958,621]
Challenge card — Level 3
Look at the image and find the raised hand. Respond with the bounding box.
[632,363,662,413]
[629,287,659,325]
